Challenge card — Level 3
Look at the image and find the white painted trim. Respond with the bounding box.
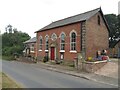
[39,50,42,52]
[45,35,49,50]
[84,60,107,64]
[39,35,43,51]
[39,35,43,39]
[69,30,77,37]
[51,33,57,41]
[55,48,56,60]
[45,50,49,52]
[23,50,25,52]
[70,50,77,53]
[49,48,50,59]
[70,30,77,51]
[59,50,65,52]
[60,32,66,50]
[45,35,49,38]
[30,51,35,53]
[59,32,66,38]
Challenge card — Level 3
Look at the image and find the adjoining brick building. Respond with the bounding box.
[35,8,109,62]
[23,37,37,57]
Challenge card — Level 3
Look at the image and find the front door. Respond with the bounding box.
[51,47,55,60]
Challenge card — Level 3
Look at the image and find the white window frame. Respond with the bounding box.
[70,30,77,52]
[60,32,66,51]
[45,35,49,51]
[51,33,57,41]
[39,36,43,51]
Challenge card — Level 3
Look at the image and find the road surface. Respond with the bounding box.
[2,60,117,88]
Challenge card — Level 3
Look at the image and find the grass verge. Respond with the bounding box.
[1,72,21,88]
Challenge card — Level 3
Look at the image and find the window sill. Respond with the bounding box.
[45,50,49,52]
[70,50,77,53]
[59,50,65,52]
[30,51,35,53]
[39,50,42,52]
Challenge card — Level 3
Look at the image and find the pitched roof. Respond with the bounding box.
[36,8,103,32]
[24,37,36,44]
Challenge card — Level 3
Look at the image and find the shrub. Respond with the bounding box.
[87,57,92,61]
[13,53,19,59]
[86,57,96,62]
[43,56,49,63]
[2,55,15,61]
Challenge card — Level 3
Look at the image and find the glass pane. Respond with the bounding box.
[40,39,42,44]
[73,43,76,50]
[61,34,65,40]
[40,45,42,50]
[61,43,65,50]
[46,44,49,50]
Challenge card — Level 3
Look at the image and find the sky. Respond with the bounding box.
[118,1,120,14]
[0,0,119,38]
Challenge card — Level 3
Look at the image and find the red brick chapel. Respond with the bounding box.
[35,8,109,62]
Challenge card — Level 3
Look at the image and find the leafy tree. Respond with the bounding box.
[2,26,30,56]
[105,14,120,47]
[117,14,120,39]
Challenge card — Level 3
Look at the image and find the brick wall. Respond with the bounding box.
[36,22,81,61]
[25,42,36,57]
[36,12,109,61]
[86,12,109,58]
[82,61,107,73]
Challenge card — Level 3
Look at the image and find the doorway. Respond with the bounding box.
[50,47,55,60]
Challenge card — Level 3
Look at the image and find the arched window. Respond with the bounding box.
[51,33,57,41]
[70,32,76,50]
[45,35,49,50]
[39,36,42,51]
[98,15,100,25]
[60,33,65,50]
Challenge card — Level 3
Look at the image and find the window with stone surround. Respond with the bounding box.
[39,36,42,51]
[51,33,57,41]
[45,35,49,51]
[70,32,76,51]
[60,32,65,51]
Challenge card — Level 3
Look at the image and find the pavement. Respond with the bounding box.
[95,60,118,78]
[34,60,119,87]
[16,57,119,87]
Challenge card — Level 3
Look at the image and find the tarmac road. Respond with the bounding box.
[2,60,117,88]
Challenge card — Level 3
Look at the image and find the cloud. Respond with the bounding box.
[0,0,119,37]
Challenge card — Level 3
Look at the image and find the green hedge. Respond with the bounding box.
[2,56,15,61]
